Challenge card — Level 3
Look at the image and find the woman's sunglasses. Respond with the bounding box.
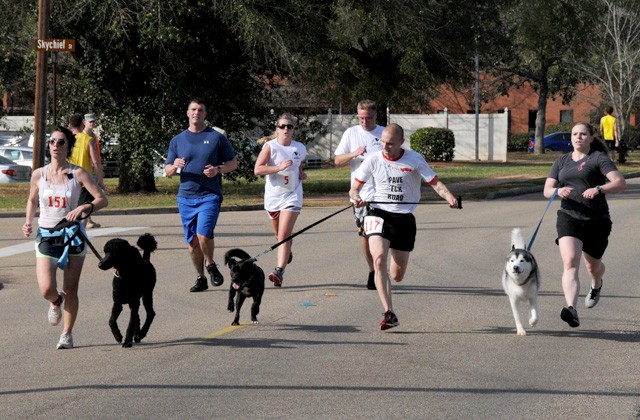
[276,124,294,130]
[48,138,66,146]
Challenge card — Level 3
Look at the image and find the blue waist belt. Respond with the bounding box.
[38,222,86,269]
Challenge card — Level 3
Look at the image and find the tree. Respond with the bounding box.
[0,0,37,116]
[495,0,597,154]
[48,0,270,191]
[572,0,640,158]
[310,0,495,118]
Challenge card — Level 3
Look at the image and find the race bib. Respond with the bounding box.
[363,216,384,235]
[274,169,296,193]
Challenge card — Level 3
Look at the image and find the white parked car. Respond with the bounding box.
[0,146,45,167]
[0,155,31,183]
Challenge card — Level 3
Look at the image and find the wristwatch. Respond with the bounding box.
[596,185,603,193]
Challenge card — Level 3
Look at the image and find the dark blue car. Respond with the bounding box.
[528,132,573,152]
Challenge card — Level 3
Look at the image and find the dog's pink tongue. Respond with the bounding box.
[232,283,240,290]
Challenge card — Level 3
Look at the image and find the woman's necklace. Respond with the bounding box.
[48,162,70,185]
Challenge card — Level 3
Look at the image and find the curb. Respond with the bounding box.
[3,172,638,218]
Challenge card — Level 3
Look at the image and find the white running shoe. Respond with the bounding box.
[57,332,73,349]
[48,294,64,326]
[585,284,602,309]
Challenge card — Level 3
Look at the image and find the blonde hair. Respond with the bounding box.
[276,113,296,126]
[257,132,276,145]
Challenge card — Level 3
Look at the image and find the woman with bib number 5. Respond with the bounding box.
[349,124,458,331]
[254,113,307,287]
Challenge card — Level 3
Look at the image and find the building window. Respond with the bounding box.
[560,109,574,124]
[528,110,537,131]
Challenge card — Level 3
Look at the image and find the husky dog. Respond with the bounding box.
[501,228,540,336]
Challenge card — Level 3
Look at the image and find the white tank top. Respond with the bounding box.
[38,164,82,228]
[263,139,306,211]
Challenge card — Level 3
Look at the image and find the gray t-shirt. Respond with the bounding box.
[548,150,618,220]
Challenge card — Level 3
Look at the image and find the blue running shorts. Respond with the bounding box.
[177,195,222,244]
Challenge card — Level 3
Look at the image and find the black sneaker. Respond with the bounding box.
[207,263,224,287]
[190,275,208,292]
[560,306,580,328]
[367,271,376,290]
[380,311,399,330]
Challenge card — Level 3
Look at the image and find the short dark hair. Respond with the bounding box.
[605,106,614,115]
[188,98,207,111]
[69,114,83,130]
[51,125,76,157]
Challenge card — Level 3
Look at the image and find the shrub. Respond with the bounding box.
[509,133,531,152]
[622,125,640,150]
[409,127,455,162]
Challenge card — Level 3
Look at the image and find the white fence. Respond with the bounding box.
[2,111,510,162]
[306,110,509,162]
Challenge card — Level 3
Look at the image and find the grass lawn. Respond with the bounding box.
[2,151,639,212]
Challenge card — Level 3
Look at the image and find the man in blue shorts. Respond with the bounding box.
[165,98,238,292]
[349,124,459,330]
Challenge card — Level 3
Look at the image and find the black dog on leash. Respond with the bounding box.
[99,233,157,347]
[224,248,265,326]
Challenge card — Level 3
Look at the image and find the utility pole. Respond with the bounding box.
[33,0,50,170]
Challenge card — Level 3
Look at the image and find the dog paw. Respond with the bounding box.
[529,318,538,327]
[516,328,527,336]
[113,334,123,343]
[227,304,234,312]
[231,321,240,326]
[122,341,133,348]
[251,319,259,324]
[134,335,141,343]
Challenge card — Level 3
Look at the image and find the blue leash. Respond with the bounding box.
[527,188,558,252]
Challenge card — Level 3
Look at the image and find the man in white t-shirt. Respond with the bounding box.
[349,124,459,331]
[334,100,384,290]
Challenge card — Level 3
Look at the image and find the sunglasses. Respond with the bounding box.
[48,138,66,146]
[276,124,294,130]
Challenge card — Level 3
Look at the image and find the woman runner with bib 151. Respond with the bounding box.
[22,126,108,349]
[254,113,307,287]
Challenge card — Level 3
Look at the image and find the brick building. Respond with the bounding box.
[428,81,628,134]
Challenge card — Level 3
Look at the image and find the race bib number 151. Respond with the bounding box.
[363,216,384,235]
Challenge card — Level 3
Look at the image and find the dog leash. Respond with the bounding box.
[526,188,558,252]
[50,206,104,261]
[250,203,355,261]
[368,195,463,209]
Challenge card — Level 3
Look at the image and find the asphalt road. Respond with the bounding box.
[1,180,639,419]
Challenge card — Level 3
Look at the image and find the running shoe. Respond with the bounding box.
[190,275,208,292]
[380,311,399,330]
[560,306,580,328]
[585,283,602,308]
[56,332,74,349]
[48,293,64,326]
[86,220,101,229]
[269,270,283,287]
[207,263,224,287]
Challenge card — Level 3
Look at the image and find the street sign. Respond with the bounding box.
[34,38,75,52]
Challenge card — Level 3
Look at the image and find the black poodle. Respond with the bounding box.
[98,233,157,348]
